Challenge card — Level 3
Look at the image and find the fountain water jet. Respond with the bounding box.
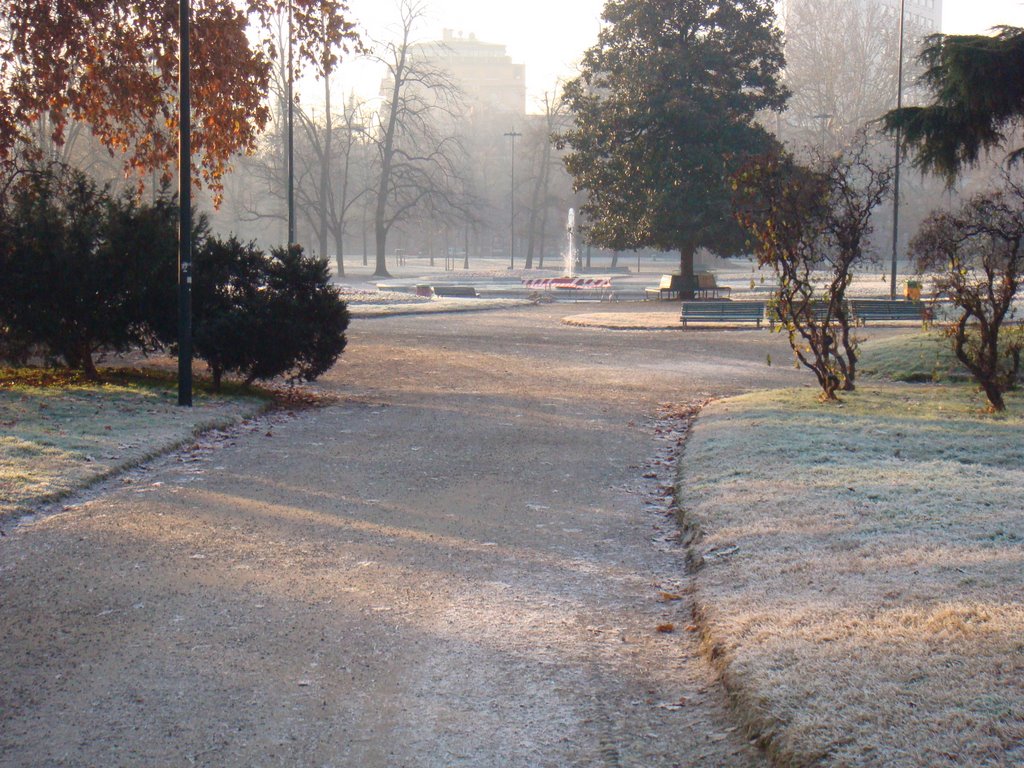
[564,208,577,278]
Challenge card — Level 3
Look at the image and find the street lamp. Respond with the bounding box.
[178,0,192,407]
[890,0,906,301]
[287,0,296,247]
[504,130,521,269]
[811,113,833,152]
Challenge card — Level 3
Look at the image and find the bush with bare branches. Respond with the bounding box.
[911,179,1024,411]
[735,143,891,401]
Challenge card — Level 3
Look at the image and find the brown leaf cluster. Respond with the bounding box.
[0,0,359,200]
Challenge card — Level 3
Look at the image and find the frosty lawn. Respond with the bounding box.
[859,330,1023,383]
[679,384,1023,767]
[0,372,266,521]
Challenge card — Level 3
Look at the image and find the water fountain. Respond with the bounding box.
[564,208,577,278]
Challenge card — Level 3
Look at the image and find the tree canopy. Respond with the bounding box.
[558,0,788,293]
[0,0,359,195]
[882,26,1024,182]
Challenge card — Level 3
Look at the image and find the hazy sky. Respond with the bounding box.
[337,0,1024,109]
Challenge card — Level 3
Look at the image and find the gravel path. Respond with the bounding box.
[1,304,807,767]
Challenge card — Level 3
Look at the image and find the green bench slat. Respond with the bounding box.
[680,301,765,327]
[851,300,923,321]
[432,286,477,298]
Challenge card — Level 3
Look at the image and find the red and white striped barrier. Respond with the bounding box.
[522,277,613,290]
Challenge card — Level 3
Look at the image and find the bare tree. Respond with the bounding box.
[294,95,373,277]
[911,177,1024,411]
[524,90,573,270]
[779,0,927,150]
[367,0,468,277]
[736,141,892,401]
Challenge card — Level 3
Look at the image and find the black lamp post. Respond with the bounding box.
[287,0,296,247]
[890,0,906,301]
[178,0,192,407]
[504,130,521,269]
[811,112,833,152]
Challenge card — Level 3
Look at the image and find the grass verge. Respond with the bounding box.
[678,384,1024,767]
[0,367,271,523]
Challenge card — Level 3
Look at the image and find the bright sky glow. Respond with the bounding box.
[332,0,1024,111]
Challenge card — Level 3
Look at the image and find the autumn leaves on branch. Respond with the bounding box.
[0,0,359,196]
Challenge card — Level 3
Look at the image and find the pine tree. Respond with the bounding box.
[883,27,1024,181]
[558,0,788,297]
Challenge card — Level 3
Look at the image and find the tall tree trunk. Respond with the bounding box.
[374,39,406,278]
[525,143,551,270]
[376,181,391,280]
[333,224,345,278]
[538,202,549,269]
[679,243,697,300]
[362,209,368,266]
[80,343,99,381]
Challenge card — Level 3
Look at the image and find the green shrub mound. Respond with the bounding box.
[191,238,349,390]
[0,160,348,389]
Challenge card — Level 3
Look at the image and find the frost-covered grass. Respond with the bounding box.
[859,330,1024,383]
[0,369,266,520]
[858,332,971,382]
[679,385,1024,767]
[338,287,432,305]
[350,297,533,317]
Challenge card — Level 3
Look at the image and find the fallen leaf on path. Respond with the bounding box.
[656,623,675,633]
[658,592,683,602]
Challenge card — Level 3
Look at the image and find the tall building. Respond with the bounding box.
[410,30,526,117]
[878,0,942,32]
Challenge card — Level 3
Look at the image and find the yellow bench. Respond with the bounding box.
[644,274,680,300]
[695,272,731,299]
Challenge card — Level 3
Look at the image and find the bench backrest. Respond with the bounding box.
[696,273,718,290]
[659,274,675,290]
[681,300,764,315]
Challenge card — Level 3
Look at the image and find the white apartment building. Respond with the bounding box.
[878,0,942,33]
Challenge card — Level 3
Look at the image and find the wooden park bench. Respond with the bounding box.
[680,300,766,328]
[850,299,925,323]
[645,274,681,300]
[695,272,731,299]
[430,285,478,298]
[645,272,730,300]
[768,300,842,328]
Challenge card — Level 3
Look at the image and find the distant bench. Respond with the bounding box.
[645,272,730,300]
[850,299,925,323]
[764,299,925,327]
[680,300,765,328]
[645,274,680,300]
[418,284,478,298]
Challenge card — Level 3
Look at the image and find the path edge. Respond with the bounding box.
[673,398,813,768]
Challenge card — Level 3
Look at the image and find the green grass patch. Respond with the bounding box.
[859,330,1023,383]
[0,367,269,521]
[857,331,970,382]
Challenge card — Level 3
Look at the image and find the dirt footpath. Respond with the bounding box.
[1,305,805,767]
